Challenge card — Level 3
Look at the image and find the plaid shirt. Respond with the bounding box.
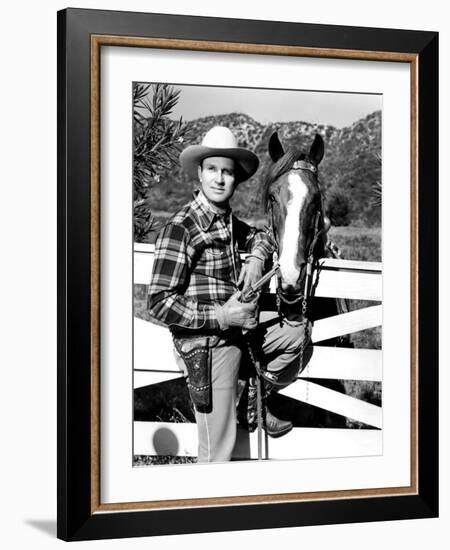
[147,190,275,334]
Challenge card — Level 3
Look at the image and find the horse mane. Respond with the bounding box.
[262,148,324,212]
[263,149,302,212]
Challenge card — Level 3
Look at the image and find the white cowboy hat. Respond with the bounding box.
[179,126,259,183]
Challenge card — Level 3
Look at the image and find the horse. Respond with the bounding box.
[253,131,352,429]
[262,131,332,327]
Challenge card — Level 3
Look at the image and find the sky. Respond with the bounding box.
[165,84,382,128]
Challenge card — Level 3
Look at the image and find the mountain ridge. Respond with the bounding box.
[147,110,381,226]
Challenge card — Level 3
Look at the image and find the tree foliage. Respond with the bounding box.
[133,83,190,241]
[370,153,382,208]
[326,191,351,226]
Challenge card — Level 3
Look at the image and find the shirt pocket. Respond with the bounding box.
[204,246,225,258]
[199,243,234,282]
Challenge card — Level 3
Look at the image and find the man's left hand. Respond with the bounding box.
[237,257,264,295]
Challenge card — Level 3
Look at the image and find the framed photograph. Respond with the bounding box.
[57,8,438,541]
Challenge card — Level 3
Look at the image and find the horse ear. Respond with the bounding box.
[268,132,285,163]
[309,134,324,166]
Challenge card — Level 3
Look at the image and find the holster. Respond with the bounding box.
[173,335,218,413]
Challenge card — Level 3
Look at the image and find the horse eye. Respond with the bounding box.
[268,194,276,202]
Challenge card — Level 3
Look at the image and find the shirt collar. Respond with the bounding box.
[191,189,231,232]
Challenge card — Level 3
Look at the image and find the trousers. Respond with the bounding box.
[173,311,309,463]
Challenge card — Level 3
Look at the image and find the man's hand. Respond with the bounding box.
[215,290,258,331]
[237,257,264,295]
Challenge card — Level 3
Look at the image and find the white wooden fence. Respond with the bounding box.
[134,243,382,460]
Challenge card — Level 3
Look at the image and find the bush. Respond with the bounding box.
[133,83,190,242]
[326,191,350,226]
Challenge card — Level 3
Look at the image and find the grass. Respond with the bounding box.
[328,226,381,262]
[134,455,196,466]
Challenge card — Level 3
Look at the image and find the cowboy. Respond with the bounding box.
[147,126,308,463]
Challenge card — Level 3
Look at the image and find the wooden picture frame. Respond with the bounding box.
[57,7,438,541]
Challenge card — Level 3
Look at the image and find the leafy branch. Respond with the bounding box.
[133,83,190,242]
[370,153,382,208]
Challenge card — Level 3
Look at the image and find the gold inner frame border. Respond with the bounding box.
[89,34,419,514]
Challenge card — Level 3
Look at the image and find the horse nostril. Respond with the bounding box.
[281,280,302,293]
[281,281,294,292]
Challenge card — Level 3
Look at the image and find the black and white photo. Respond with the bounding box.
[133,82,383,464]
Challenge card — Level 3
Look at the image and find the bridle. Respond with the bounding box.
[250,158,328,389]
[265,159,328,328]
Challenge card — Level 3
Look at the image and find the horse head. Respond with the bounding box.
[264,132,330,298]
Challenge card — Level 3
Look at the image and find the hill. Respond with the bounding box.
[145,110,381,227]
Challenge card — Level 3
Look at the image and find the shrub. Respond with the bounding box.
[326,191,351,226]
[133,83,190,242]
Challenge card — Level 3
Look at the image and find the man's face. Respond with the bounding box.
[198,156,237,207]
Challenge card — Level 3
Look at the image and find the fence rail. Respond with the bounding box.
[133,243,382,460]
